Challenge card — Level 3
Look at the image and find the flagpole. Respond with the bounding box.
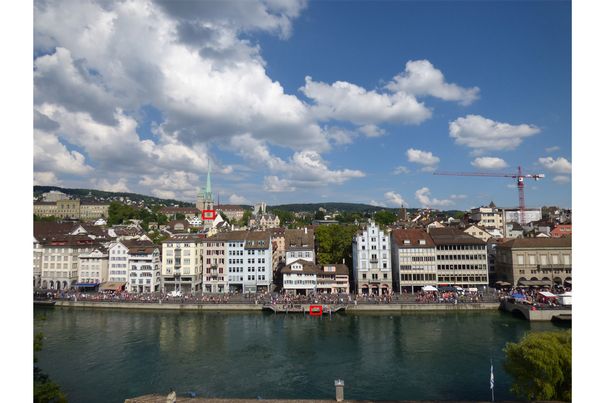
[490,357,495,402]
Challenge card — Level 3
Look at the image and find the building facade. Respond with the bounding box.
[352,220,392,295]
[470,204,503,231]
[77,247,109,287]
[108,241,129,284]
[201,236,227,293]
[40,235,97,290]
[282,259,318,295]
[161,234,204,293]
[316,264,350,294]
[125,241,161,293]
[249,213,281,230]
[34,198,110,220]
[429,228,489,289]
[494,238,572,287]
[464,225,493,242]
[285,228,315,265]
[217,205,245,221]
[390,229,437,293]
[225,231,272,293]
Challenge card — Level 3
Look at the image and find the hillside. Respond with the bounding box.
[33,186,194,207]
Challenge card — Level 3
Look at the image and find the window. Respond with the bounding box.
[529,255,536,265]
[517,255,524,265]
[552,255,559,265]
[563,255,570,265]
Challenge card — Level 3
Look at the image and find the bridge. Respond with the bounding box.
[500,300,571,321]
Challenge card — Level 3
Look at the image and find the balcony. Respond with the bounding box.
[369,258,378,263]
[537,264,570,270]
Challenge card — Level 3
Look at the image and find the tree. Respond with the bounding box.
[315,224,359,268]
[34,326,67,403]
[314,210,325,220]
[503,330,571,402]
[175,213,186,220]
[374,210,397,227]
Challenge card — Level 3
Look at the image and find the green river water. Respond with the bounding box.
[34,307,568,402]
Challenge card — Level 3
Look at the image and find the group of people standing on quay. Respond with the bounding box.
[36,288,496,305]
[497,286,571,307]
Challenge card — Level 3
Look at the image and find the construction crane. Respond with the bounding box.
[433,166,545,225]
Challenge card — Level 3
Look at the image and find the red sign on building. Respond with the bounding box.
[202,210,217,220]
[309,305,323,316]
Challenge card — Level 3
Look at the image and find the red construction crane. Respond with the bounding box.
[433,166,545,225]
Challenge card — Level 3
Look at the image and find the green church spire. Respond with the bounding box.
[205,160,212,198]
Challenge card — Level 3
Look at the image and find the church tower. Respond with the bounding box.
[196,162,214,228]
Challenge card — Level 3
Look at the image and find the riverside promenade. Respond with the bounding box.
[52,300,499,312]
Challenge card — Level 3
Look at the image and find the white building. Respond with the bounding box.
[352,220,392,295]
[285,228,315,265]
[187,216,203,227]
[225,231,273,293]
[464,225,493,242]
[390,229,437,293]
[125,241,161,293]
[470,203,503,231]
[42,190,69,202]
[161,234,204,293]
[108,241,129,285]
[503,208,542,225]
[282,259,318,295]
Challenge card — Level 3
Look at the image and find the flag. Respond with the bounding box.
[490,362,494,390]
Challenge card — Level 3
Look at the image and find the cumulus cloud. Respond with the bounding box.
[393,166,410,175]
[449,115,540,153]
[228,193,250,204]
[538,156,572,174]
[386,60,480,105]
[449,194,467,200]
[92,178,131,193]
[369,200,387,208]
[471,157,508,170]
[385,191,408,207]
[34,171,62,186]
[415,187,454,208]
[358,124,385,137]
[301,76,431,126]
[263,176,295,192]
[553,175,571,184]
[407,148,440,171]
[34,129,93,175]
[230,134,365,190]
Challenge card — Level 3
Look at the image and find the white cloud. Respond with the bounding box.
[386,60,479,105]
[369,200,387,208]
[449,115,540,153]
[449,194,467,200]
[407,148,440,170]
[325,126,356,145]
[384,191,408,207]
[546,146,560,153]
[92,178,130,193]
[34,171,62,186]
[358,124,385,137]
[263,176,295,192]
[415,187,454,208]
[538,156,572,174]
[301,76,431,126]
[34,129,93,175]
[228,193,250,204]
[393,166,410,175]
[471,157,508,170]
[553,175,571,184]
[230,134,365,190]
[151,189,177,199]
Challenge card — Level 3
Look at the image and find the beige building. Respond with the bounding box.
[391,229,437,293]
[78,247,109,287]
[470,204,504,231]
[495,237,572,287]
[316,264,350,294]
[161,234,204,293]
[201,236,227,293]
[42,190,69,202]
[430,228,489,289]
[40,235,98,290]
[217,205,245,221]
[464,225,493,242]
[269,228,286,274]
[285,228,315,265]
[249,213,281,230]
[34,198,109,220]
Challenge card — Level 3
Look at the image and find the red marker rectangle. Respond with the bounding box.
[202,210,217,220]
[309,305,323,316]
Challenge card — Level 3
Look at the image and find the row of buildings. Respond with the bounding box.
[34,217,572,295]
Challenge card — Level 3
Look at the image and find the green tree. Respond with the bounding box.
[503,330,571,402]
[314,210,325,220]
[219,211,230,224]
[34,330,67,403]
[175,213,186,220]
[374,210,397,227]
[242,209,252,225]
[315,224,359,268]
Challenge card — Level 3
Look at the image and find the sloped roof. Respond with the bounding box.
[391,229,435,248]
[500,237,571,249]
[428,227,486,245]
[282,259,319,275]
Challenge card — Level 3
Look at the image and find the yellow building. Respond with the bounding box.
[34,198,109,220]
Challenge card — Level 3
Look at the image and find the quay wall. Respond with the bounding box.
[53,301,499,312]
[54,301,263,311]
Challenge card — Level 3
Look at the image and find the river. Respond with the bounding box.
[34,307,568,402]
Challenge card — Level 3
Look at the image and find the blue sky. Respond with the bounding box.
[33,0,571,209]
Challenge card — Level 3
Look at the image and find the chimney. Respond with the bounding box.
[304,227,307,234]
[334,379,344,402]
[342,258,345,264]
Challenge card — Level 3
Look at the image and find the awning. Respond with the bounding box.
[99,282,126,291]
[75,283,99,287]
[519,280,551,286]
[538,291,557,298]
[495,281,511,286]
[422,285,438,292]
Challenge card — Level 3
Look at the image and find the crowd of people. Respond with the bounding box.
[497,285,571,308]
[37,288,497,306]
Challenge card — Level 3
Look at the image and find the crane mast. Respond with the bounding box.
[433,166,544,225]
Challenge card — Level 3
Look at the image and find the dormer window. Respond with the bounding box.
[404,240,411,245]
[419,240,426,245]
